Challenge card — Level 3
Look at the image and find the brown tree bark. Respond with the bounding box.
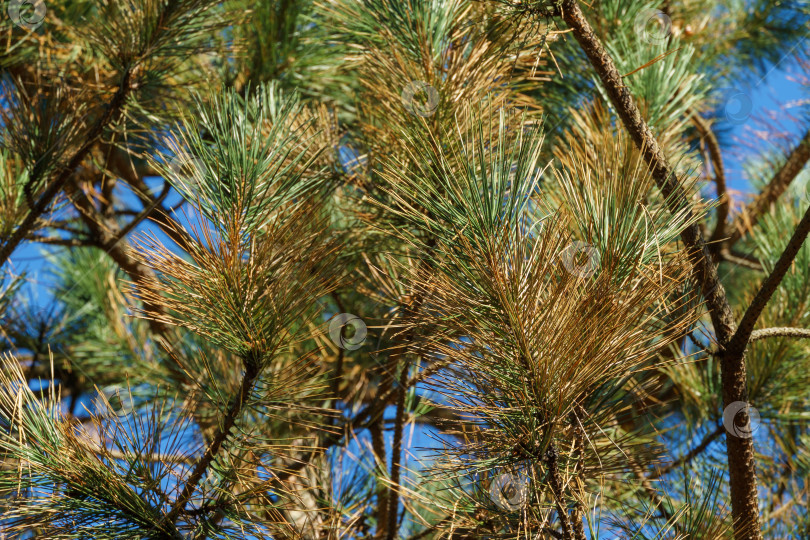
[558,2,762,537]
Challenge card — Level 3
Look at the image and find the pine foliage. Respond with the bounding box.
[1,0,809,538]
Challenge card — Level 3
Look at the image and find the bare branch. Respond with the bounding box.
[27,235,93,247]
[727,204,810,354]
[749,327,810,342]
[648,423,725,480]
[113,158,196,253]
[111,181,171,244]
[719,249,764,271]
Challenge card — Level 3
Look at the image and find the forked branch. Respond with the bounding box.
[0,68,133,267]
[726,204,810,356]
[558,1,761,537]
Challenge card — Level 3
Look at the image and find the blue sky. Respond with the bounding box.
[718,63,808,197]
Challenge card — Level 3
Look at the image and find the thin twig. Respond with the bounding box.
[749,327,810,342]
[648,423,725,480]
[691,114,728,245]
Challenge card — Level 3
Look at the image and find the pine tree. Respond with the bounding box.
[1,0,809,538]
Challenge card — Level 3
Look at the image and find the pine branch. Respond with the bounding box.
[558,2,761,537]
[765,499,796,524]
[386,363,409,540]
[630,458,680,531]
[161,359,261,529]
[691,113,729,245]
[328,292,347,419]
[545,445,575,540]
[648,423,725,480]
[719,248,764,271]
[77,440,197,466]
[0,67,133,267]
[268,359,445,495]
[120,169,196,253]
[726,128,810,249]
[726,204,810,355]
[749,327,810,342]
[64,177,186,384]
[26,235,91,247]
[370,415,388,536]
[376,242,436,539]
[570,407,587,540]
